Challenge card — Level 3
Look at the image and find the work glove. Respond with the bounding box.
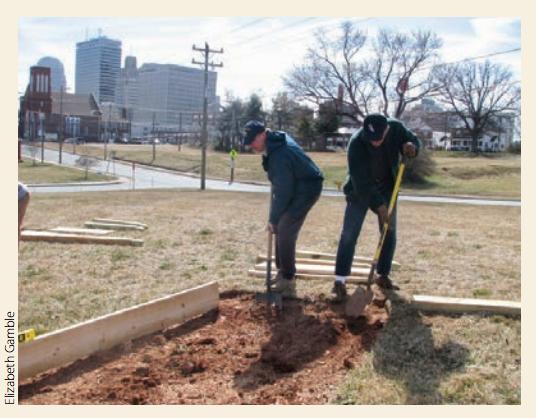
[402,143,417,158]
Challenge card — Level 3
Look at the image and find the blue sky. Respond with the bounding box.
[18,17,521,104]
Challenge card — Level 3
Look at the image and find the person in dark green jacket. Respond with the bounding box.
[333,114,420,302]
[243,120,324,298]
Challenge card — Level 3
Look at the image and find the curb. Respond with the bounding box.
[27,179,125,188]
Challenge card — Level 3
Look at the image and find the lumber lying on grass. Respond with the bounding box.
[410,295,521,316]
[256,255,372,270]
[296,249,401,269]
[49,227,113,236]
[254,261,369,277]
[21,230,144,247]
[84,221,146,231]
[19,281,219,380]
[92,218,148,229]
[248,269,367,284]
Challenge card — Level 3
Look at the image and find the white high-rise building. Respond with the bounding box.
[135,63,219,135]
[36,56,67,92]
[75,36,122,103]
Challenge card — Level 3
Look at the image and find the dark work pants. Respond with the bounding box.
[335,194,397,278]
[275,192,321,280]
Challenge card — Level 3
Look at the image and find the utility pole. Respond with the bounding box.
[192,42,223,190]
[40,111,45,163]
[231,106,237,151]
[178,112,182,152]
[152,112,156,162]
[105,103,112,160]
[58,85,64,164]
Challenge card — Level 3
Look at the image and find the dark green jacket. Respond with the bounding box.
[262,131,324,224]
[343,118,421,210]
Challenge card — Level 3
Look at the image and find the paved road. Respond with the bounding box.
[22,145,520,207]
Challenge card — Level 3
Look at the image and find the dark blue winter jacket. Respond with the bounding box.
[262,131,324,224]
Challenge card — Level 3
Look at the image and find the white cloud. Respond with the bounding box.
[18,17,522,102]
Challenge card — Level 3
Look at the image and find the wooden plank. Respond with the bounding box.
[296,249,401,268]
[92,218,148,228]
[248,269,367,284]
[256,255,372,270]
[49,227,113,236]
[411,295,521,316]
[21,230,144,247]
[19,282,219,380]
[84,222,146,231]
[254,261,369,277]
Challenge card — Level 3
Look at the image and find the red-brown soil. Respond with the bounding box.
[19,290,389,404]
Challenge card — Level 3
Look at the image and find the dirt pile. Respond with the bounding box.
[20,291,388,404]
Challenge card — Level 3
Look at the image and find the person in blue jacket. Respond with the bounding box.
[243,120,324,298]
[333,113,420,302]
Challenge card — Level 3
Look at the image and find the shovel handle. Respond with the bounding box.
[367,160,406,288]
[266,230,273,282]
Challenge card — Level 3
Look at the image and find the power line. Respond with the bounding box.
[224,17,271,35]
[414,47,521,76]
[228,17,374,54]
[226,17,320,47]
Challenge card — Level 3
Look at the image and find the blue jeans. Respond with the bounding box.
[335,195,397,277]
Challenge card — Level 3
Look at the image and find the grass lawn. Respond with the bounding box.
[18,160,117,184]
[44,142,520,199]
[18,189,520,404]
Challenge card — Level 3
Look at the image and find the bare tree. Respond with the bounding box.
[434,60,520,153]
[369,29,443,118]
[284,21,370,123]
[284,22,443,122]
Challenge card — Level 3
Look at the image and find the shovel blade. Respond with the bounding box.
[345,287,374,318]
[255,291,283,310]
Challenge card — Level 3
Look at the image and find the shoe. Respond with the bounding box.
[272,275,297,299]
[331,281,348,303]
[374,275,400,290]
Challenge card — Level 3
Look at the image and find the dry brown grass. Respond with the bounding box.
[18,189,520,404]
[43,142,520,198]
[18,160,115,184]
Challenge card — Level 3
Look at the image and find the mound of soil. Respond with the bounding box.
[19,290,389,404]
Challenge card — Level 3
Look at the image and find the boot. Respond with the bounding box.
[272,274,297,299]
[331,281,348,303]
[374,275,400,290]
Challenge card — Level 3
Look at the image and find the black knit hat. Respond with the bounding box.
[362,114,388,141]
[243,120,265,145]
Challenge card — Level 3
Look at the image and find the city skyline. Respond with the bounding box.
[19,17,521,106]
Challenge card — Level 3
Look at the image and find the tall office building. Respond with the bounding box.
[36,56,67,92]
[75,36,122,103]
[115,56,139,108]
[135,63,219,134]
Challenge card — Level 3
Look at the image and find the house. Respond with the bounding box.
[43,92,103,141]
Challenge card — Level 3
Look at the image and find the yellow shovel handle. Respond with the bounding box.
[373,161,406,261]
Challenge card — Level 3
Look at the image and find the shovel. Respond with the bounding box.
[345,159,406,318]
[255,187,283,310]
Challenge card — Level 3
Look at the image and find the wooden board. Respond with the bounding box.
[49,227,113,236]
[411,295,521,316]
[92,218,148,228]
[248,269,367,284]
[21,230,144,247]
[256,255,372,270]
[296,249,401,268]
[254,261,369,277]
[84,222,146,231]
[19,282,219,380]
